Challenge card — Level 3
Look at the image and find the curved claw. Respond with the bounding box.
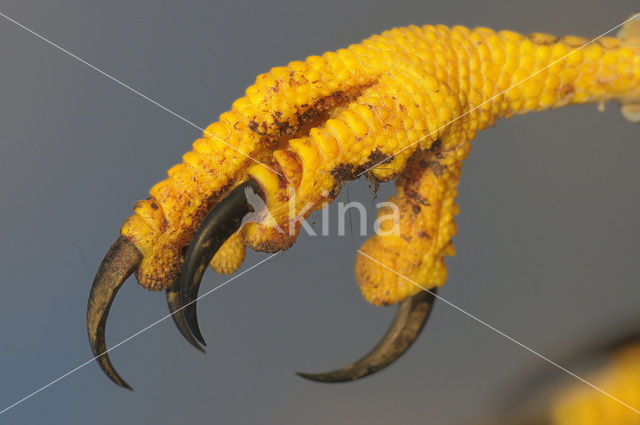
[180,179,264,346]
[296,288,437,383]
[166,283,205,352]
[87,236,142,390]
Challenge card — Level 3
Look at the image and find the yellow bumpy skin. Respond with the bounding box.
[120,21,640,304]
[550,343,640,425]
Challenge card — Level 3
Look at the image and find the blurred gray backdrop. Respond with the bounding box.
[0,1,639,424]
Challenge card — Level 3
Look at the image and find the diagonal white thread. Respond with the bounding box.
[357,249,640,414]
[0,252,280,416]
[0,10,282,176]
[357,13,640,177]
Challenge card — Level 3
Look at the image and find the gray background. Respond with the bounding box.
[0,0,638,423]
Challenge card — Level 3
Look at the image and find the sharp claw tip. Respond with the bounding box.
[189,325,207,347]
[180,335,206,352]
[107,372,133,391]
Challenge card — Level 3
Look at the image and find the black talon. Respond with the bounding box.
[296,289,437,383]
[166,283,205,352]
[179,179,264,346]
[87,236,142,390]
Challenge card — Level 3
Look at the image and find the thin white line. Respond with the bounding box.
[0,252,280,416]
[357,249,640,414]
[357,13,640,177]
[0,10,282,177]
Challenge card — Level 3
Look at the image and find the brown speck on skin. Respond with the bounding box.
[328,181,344,200]
[251,236,295,253]
[427,139,442,153]
[427,161,445,177]
[331,164,357,181]
[366,148,391,166]
[559,84,575,99]
[298,107,319,125]
[331,149,391,182]
[248,119,265,135]
[279,121,293,136]
[404,185,429,210]
[331,90,345,100]
[366,173,380,194]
